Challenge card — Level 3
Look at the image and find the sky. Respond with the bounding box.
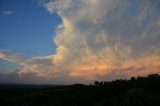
[0,0,61,57]
[0,0,160,84]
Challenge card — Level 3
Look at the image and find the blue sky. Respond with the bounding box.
[0,0,61,57]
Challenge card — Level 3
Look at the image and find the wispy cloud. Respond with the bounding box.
[1,10,14,16]
[0,51,59,78]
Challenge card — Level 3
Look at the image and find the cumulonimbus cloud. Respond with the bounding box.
[45,0,160,80]
[0,0,160,84]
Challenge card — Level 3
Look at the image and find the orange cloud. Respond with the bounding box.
[69,64,111,80]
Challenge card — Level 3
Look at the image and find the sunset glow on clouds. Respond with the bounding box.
[0,0,160,84]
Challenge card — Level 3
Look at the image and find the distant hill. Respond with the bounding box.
[0,74,160,106]
[0,83,65,89]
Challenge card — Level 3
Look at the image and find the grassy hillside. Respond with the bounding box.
[0,74,160,106]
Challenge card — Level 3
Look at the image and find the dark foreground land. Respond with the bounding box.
[0,74,160,106]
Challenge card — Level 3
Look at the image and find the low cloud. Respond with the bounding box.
[0,51,63,83]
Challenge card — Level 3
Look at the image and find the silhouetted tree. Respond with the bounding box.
[1,74,160,106]
[131,77,136,81]
[94,81,100,86]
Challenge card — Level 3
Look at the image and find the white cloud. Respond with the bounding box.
[0,51,60,79]
[1,10,14,16]
[44,0,160,80]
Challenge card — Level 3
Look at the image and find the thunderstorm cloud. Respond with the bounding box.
[0,0,160,84]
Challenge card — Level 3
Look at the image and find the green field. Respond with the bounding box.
[1,74,160,106]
